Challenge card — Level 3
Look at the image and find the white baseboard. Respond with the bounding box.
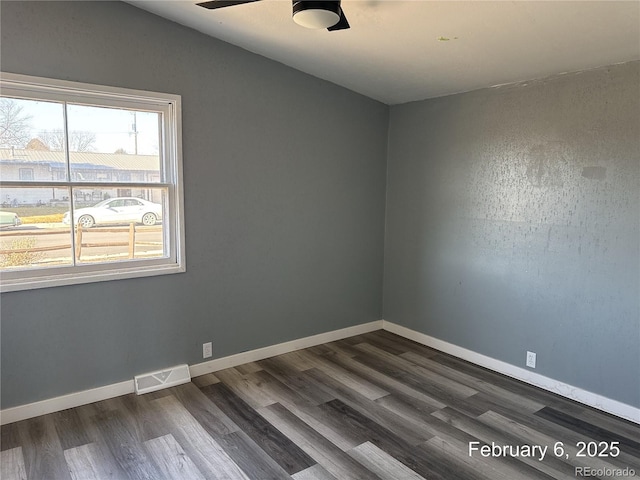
[382,320,640,425]
[0,320,383,425]
[189,320,383,378]
[3,318,638,426]
[0,379,134,426]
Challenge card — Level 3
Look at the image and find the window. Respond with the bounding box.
[0,73,185,292]
[18,168,34,181]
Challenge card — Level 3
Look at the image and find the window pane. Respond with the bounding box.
[0,97,67,182]
[67,188,167,264]
[0,187,73,270]
[19,168,34,180]
[0,74,183,292]
[66,104,162,183]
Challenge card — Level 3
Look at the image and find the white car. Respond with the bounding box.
[63,197,162,228]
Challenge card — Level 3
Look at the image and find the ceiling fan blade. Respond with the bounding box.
[327,7,349,31]
[197,0,261,10]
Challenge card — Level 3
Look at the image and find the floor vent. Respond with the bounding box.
[134,364,191,395]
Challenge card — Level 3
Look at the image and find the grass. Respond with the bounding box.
[0,237,45,267]
[4,206,68,216]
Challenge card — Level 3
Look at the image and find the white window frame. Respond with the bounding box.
[0,73,185,292]
[18,168,34,181]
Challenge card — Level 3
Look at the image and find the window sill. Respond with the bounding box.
[0,262,186,293]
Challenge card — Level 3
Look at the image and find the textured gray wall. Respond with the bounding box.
[2,2,638,413]
[384,62,640,407]
[0,1,388,408]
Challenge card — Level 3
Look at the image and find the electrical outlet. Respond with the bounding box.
[526,351,536,368]
[203,342,212,359]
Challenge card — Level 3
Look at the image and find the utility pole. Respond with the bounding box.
[131,112,138,155]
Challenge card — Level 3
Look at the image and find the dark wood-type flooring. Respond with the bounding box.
[2,330,639,479]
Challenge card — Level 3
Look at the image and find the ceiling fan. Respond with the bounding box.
[196,0,350,31]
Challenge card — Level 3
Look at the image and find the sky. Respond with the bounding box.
[11,97,160,156]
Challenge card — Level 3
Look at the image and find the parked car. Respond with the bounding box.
[62,197,162,228]
[0,211,21,228]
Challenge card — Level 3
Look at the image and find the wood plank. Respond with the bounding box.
[306,368,433,446]
[351,348,487,417]
[105,394,166,443]
[91,408,162,480]
[324,350,447,410]
[215,367,277,409]
[72,398,116,434]
[152,394,250,480]
[446,390,536,421]
[471,398,640,471]
[354,343,478,398]
[548,401,640,443]
[275,351,322,372]
[17,414,71,480]
[399,350,545,412]
[63,442,124,480]
[292,464,338,480]
[366,330,440,358]
[143,434,206,480]
[350,333,409,356]
[320,398,479,480]
[305,344,337,356]
[432,407,573,479]
[374,391,439,421]
[72,402,122,467]
[373,394,475,446]
[479,409,640,475]
[535,406,640,453]
[288,402,366,452]
[431,353,578,410]
[217,430,291,480]
[200,382,316,475]
[258,357,335,406]
[348,441,426,480]
[243,369,317,409]
[362,330,442,358]
[234,361,264,375]
[140,388,173,401]
[1,447,27,480]
[243,370,363,450]
[1,421,21,452]
[313,341,360,358]
[421,435,553,480]
[192,372,220,388]
[259,402,384,480]
[167,382,240,437]
[330,334,371,346]
[292,349,389,401]
[52,407,94,451]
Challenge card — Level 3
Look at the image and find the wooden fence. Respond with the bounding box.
[0,223,162,261]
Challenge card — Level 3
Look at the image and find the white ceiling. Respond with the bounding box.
[129,1,640,105]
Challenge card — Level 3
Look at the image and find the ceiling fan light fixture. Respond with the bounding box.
[292,1,341,29]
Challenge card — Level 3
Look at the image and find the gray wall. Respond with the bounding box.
[2,2,637,413]
[0,1,388,408]
[384,62,640,407]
